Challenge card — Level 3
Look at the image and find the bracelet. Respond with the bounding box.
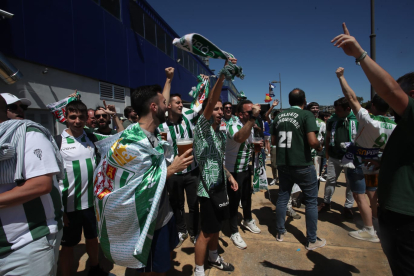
[355,51,368,66]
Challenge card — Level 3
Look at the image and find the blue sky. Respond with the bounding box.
[148,0,414,107]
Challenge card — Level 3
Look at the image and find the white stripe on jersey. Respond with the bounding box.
[225,118,254,173]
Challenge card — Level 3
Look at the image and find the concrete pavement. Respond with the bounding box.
[61,162,391,276]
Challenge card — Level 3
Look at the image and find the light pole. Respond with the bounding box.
[271,73,282,109]
[370,0,376,100]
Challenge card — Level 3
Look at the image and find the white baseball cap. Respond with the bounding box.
[0,93,31,106]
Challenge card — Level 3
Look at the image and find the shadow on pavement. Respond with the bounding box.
[260,250,360,275]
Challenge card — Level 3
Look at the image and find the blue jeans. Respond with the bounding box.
[276,165,318,243]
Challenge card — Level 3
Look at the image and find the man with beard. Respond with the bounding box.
[158,90,202,246]
[122,106,138,128]
[86,108,97,129]
[132,84,193,275]
[93,104,122,135]
[0,93,31,120]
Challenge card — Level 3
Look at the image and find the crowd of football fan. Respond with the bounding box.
[0,23,413,276]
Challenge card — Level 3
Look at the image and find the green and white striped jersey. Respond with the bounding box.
[225,118,254,173]
[158,109,199,174]
[355,108,396,149]
[311,118,326,157]
[0,130,63,255]
[59,130,96,213]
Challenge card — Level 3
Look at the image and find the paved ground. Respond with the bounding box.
[61,161,391,276]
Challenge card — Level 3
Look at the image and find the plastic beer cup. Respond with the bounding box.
[177,138,193,156]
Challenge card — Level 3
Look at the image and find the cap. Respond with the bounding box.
[0,93,31,106]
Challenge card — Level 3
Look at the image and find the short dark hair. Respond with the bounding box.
[307,102,319,110]
[223,101,232,107]
[334,97,350,110]
[65,101,87,117]
[202,98,222,111]
[237,100,253,114]
[95,106,104,113]
[372,94,389,113]
[124,106,134,118]
[396,72,414,94]
[288,88,306,107]
[131,85,163,117]
[365,101,372,110]
[169,93,182,101]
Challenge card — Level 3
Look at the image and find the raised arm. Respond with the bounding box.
[162,67,175,105]
[336,67,361,115]
[264,100,279,123]
[332,23,409,116]
[102,100,124,132]
[203,60,233,120]
[233,104,261,143]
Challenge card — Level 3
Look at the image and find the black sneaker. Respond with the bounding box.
[208,255,235,271]
[88,265,108,276]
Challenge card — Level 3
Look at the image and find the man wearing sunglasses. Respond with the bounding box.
[93,102,123,136]
[0,93,31,120]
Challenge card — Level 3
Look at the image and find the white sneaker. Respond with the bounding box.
[242,219,261,234]
[348,228,380,243]
[269,179,276,186]
[194,270,205,276]
[176,231,188,248]
[230,232,247,249]
[319,176,326,182]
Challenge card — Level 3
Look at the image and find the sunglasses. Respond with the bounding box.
[95,114,108,119]
[7,104,28,111]
[224,107,232,110]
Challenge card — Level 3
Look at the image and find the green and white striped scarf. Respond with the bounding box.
[253,149,268,193]
[47,91,80,124]
[189,75,210,113]
[173,33,244,80]
[93,124,173,268]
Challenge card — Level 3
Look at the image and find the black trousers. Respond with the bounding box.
[166,168,199,237]
[378,207,414,276]
[227,170,252,234]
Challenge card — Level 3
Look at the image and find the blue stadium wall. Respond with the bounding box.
[0,0,224,102]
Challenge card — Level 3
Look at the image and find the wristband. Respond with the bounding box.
[355,51,368,66]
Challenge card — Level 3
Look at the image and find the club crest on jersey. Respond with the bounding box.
[110,138,137,166]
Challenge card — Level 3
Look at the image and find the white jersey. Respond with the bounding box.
[59,130,96,212]
[355,108,397,149]
[0,130,62,255]
[158,110,198,174]
[225,118,254,173]
[311,118,326,158]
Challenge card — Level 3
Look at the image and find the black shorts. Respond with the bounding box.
[61,207,97,247]
[136,216,179,273]
[199,196,229,234]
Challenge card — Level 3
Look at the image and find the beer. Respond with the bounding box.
[160,132,168,141]
[365,174,379,188]
[252,137,262,153]
[177,138,193,156]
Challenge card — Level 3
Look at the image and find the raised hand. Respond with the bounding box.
[165,67,175,80]
[252,104,261,117]
[101,100,116,116]
[336,67,345,78]
[331,23,365,58]
[68,89,79,99]
[272,99,279,107]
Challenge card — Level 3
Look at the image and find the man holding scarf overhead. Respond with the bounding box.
[318,97,356,219]
[193,59,239,276]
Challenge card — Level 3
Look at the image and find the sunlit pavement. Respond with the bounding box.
[61,159,391,276]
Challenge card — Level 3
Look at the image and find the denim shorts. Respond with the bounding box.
[347,164,377,194]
